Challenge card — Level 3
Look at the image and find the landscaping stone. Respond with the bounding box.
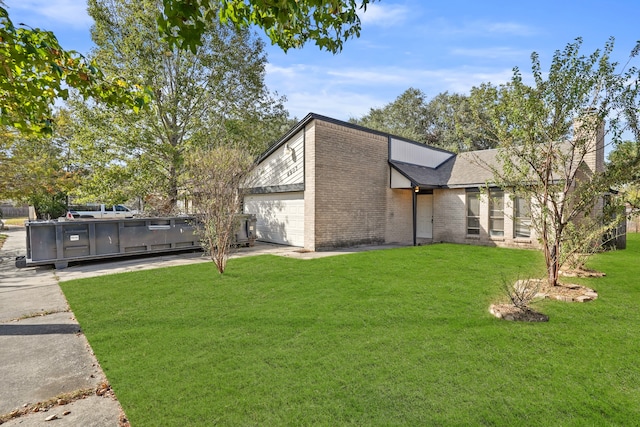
[489,304,549,322]
[490,279,600,321]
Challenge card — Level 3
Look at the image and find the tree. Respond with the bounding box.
[0,111,78,218]
[69,0,289,212]
[351,88,496,152]
[158,0,376,54]
[0,5,148,135]
[3,0,365,133]
[185,145,254,273]
[425,91,496,152]
[350,88,430,143]
[607,140,640,215]
[472,38,638,286]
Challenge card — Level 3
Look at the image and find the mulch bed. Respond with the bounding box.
[490,276,600,322]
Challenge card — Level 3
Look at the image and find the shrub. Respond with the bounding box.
[502,277,541,309]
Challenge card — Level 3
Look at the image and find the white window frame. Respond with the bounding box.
[489,189,504,237]
[514,195,531,238]
[466,189,480,236]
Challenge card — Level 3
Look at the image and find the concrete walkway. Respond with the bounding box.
[0,225,405,425]
[0,225,125,426]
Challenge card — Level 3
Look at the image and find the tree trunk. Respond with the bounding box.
[547,243,560,286]
[168,171,178,214]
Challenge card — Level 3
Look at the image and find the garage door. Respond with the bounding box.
[244,192,305,247]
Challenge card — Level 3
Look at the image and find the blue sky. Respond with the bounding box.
[5,0,640,121]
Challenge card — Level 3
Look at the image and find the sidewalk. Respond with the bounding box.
[0,226,124,426]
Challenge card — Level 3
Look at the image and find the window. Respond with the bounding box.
[514,196,531,238]
[489,189,504,237]
[466,189,480,235]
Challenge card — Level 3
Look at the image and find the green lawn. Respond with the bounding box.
[2,217,27,226]
[61,236,640,426]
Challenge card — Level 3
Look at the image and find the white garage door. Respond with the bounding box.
[244,192,305,247]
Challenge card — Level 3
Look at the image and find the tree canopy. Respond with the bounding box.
[471,37,639,285]
[351,88,496,152]
[0,111,77,218]
[607,140,640,215]
[3,0,366,136]
[158,0,376,54]
[68,0,290,211]
[0,5,149,134]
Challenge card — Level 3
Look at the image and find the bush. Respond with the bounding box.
[502,277,541,309]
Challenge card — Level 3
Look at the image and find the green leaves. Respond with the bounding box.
[351,88,496,152]
[471,38,640,285]
[68,0,290,211]
[0,112,79,218]
[158,0,374,54]
[0,6,149,135]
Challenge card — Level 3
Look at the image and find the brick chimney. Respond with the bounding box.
[575,112,605,175]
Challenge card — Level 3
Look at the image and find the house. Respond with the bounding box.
[242,113,606,251]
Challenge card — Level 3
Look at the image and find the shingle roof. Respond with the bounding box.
[390,148,500,188]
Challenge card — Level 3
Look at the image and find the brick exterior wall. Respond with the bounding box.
[433,188,539,248]
[252,114,611,252]
[579,115,605,175]
[303,119,543,250]
[385,189,413,243]
[433,189,466,244]
[303,123,317,250]
[310,120,389,250]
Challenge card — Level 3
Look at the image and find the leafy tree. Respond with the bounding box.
[158,0,376,53]
[350,88,430,143]
[185,145,254,273]
[0,111,78,218]
[426,91,496,152]
[3,0,365,135]
[0,4,149,134]
[351,88,495,152]
[69,0,289,212]
[607,140,640,215]
[472,38,638,286]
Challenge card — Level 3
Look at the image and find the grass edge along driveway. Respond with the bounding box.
[61,236,640,426]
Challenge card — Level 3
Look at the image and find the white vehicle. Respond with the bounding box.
[68,204,134,219]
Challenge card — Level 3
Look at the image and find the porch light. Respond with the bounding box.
[414,186,420,193]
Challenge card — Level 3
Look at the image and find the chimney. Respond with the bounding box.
[574,111,605,175]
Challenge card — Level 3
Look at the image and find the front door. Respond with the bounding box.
[416,194,433,239]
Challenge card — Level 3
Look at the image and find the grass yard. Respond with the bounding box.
[1,217,27,226]
[61,236,640,426]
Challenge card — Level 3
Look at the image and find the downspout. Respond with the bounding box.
[412,185,417,246]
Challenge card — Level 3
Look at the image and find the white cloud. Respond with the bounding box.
[265,62,519,121]
[451,46,532,60]
[327,68,415,86]
[6,0,92,29]
[486,22,536,36]
[284,90,386,121]
[359,3,410,28]
[430,18,537,38]
[265,63,314,81]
